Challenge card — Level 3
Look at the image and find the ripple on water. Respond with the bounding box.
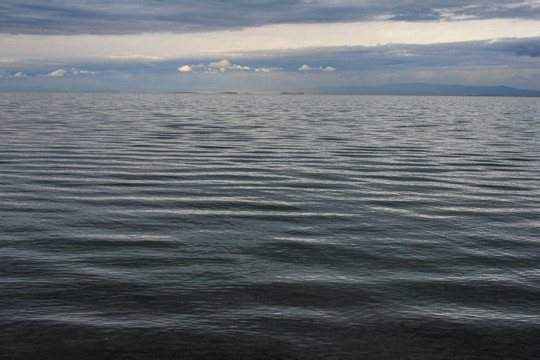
[1,93,539,359]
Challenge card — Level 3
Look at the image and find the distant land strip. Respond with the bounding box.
[306,82,540,96]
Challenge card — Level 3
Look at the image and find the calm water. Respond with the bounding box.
[0,93,539,359]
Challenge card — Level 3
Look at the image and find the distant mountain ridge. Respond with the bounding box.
[308,82,540,96]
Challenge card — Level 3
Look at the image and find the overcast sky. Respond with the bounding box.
[1,0,539,91]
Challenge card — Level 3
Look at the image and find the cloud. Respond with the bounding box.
[177,59,258,73]
[254,67,281,72]
[2,1,540,35]
[176,61,280,73]
[35,68,96,77]
[207,59,250,72]
[2,36,539,91]
[72,69,96,75]
[299,64,336,71]
[108,54,164,60]
[298,64,314,71]
[177,65,193,72]
[514,44,540,57]
[492,37,540,57]
[11,72,27,78]
[3,19,539,64]
[43,69,67,77]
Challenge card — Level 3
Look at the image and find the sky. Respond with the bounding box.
[1,0,539,92]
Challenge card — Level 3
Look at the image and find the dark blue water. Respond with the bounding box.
[1,93,539,359]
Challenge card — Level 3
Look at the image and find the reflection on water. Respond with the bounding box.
[0,93,539,359]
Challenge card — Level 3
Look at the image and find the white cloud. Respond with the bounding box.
[208,59,229,69]
[179,59,259,73]
[177,65,193,72]
[43,69,67,77]
[255,67,282,72]
[39,68,95,77]
[108,54,164,60]
[12,72,27,78]
[299,64,336,71]
[207,59,250,72]
[299,64,314,71]
[72,68,96,75]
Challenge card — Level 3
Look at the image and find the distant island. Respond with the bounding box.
[306,82,540,96]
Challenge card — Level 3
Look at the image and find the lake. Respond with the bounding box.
[1,93,539,359]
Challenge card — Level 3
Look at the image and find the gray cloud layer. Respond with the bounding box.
[3,36,539,92]
[4,36,538,75]
[2,0,540,35]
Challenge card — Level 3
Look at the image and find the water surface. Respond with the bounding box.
[1,93,539,359]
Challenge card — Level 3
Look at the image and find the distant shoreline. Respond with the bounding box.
[2,90,539,97]
[471,94,540,97]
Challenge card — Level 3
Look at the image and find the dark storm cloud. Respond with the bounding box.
[1,0,539,35]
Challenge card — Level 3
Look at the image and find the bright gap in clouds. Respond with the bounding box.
[2,19,539,61]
